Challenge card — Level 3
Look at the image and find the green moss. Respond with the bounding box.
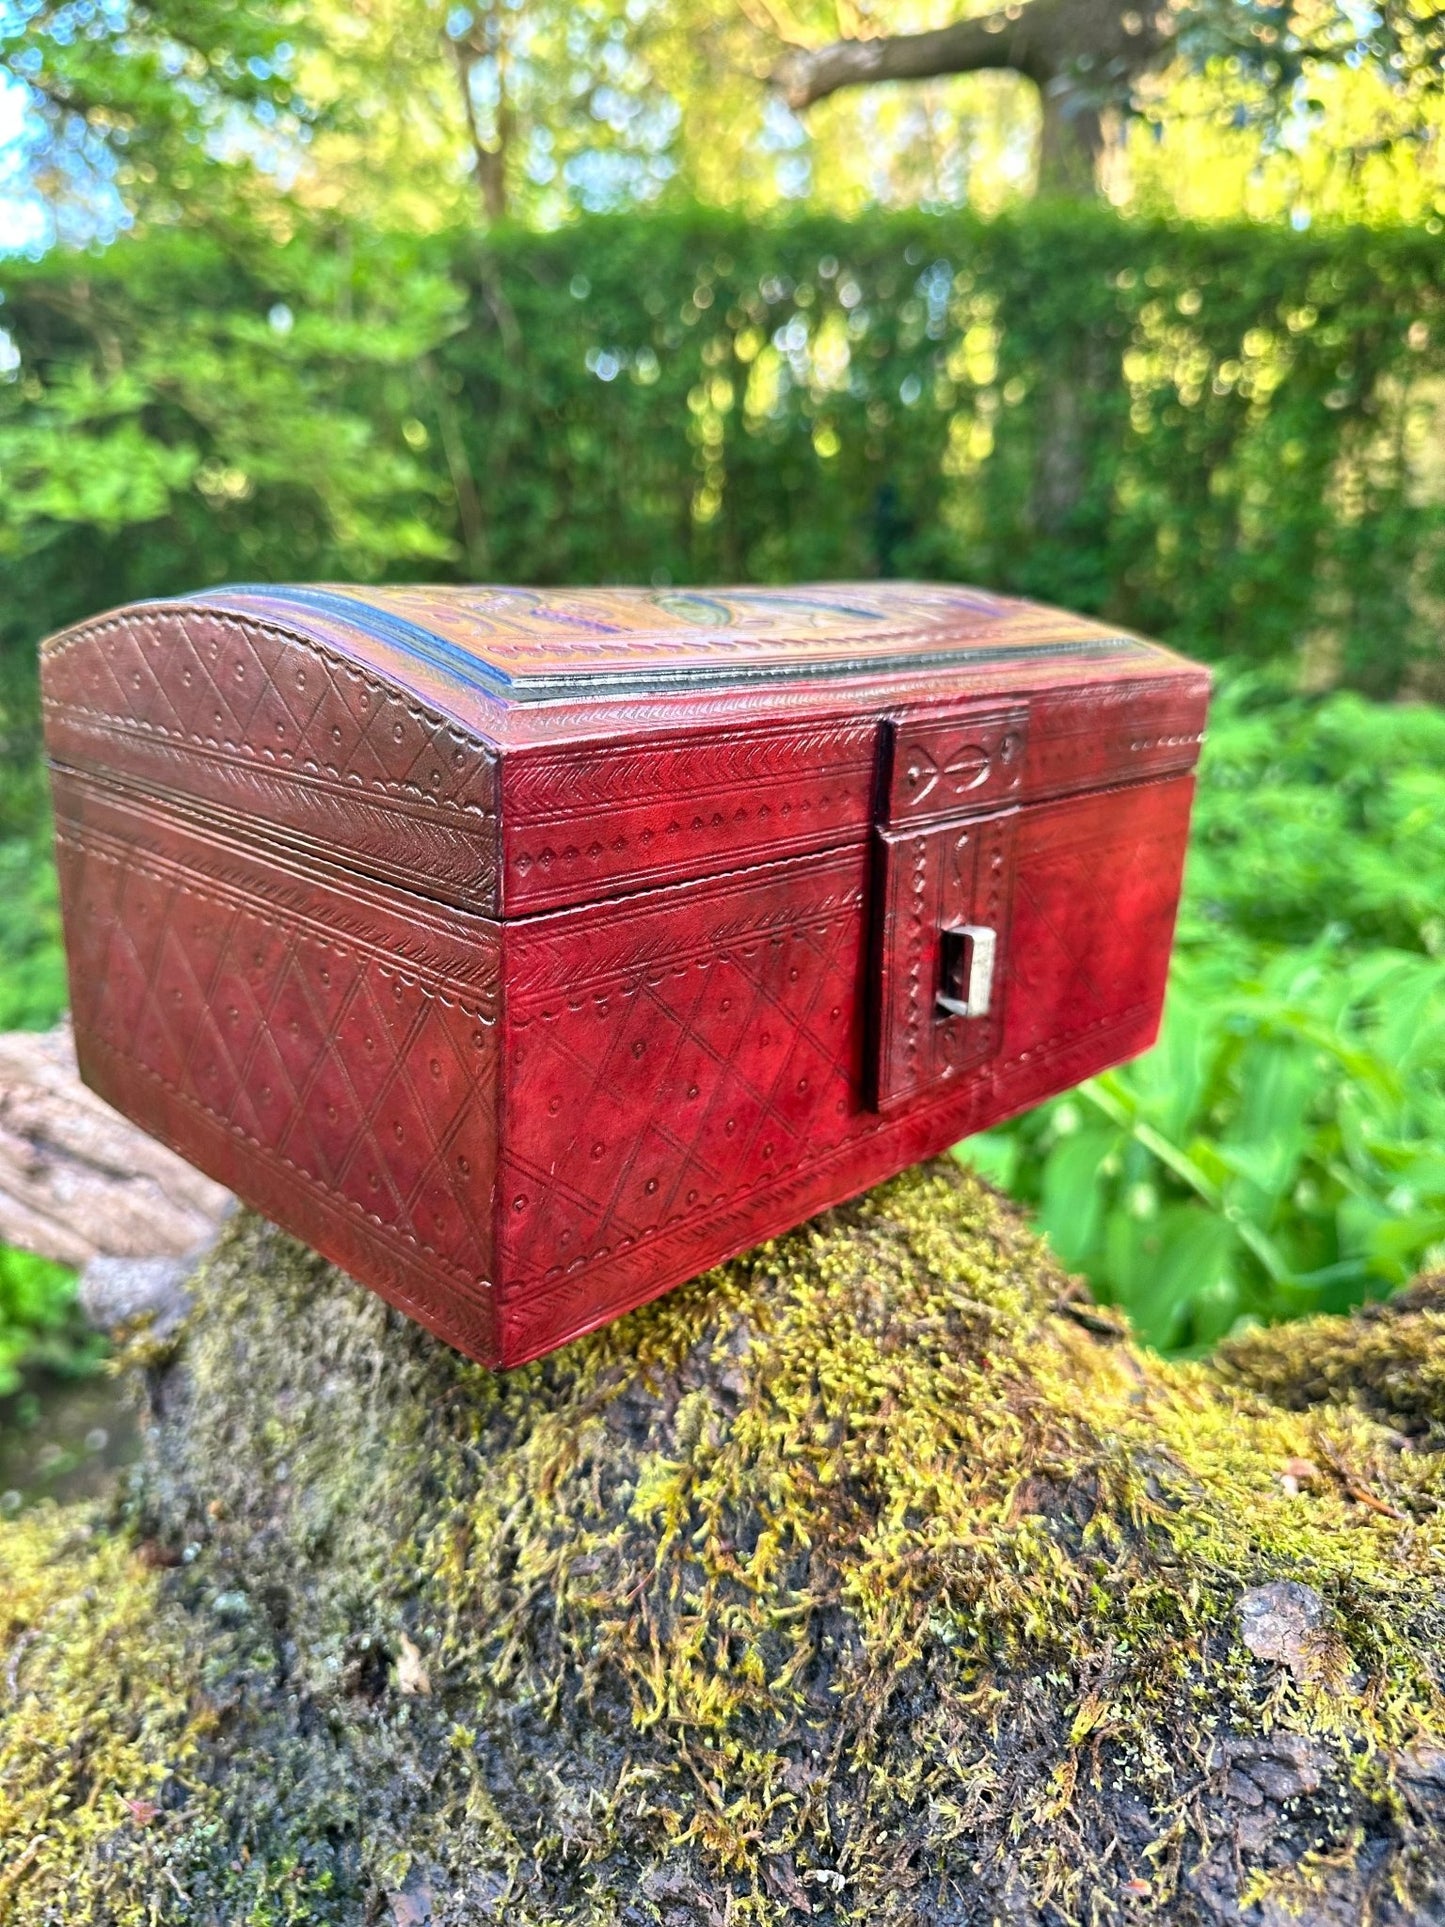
[4,1164,1445,1922]
[1219,1273,1445,1436]
[0,1507,207,1924]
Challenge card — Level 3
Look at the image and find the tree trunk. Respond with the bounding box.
[1,1162,1443,1923]
[447,28,510,224]
[1036,78,1105,198]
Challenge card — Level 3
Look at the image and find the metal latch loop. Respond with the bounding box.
[937,924,996,1020]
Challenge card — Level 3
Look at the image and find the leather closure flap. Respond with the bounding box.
[869,701,1029,1109]
[881,702,1029,824]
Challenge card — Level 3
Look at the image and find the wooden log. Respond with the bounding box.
[0,1023,231,1266]
[0,1162,1442,1924]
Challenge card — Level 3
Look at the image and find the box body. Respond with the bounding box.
[41,584,1208,1366]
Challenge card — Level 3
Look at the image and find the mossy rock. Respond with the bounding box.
[2,1160,1444,1924]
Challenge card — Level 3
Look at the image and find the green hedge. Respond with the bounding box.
[2,203,1442,693]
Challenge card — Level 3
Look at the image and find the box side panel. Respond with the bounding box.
[41,604,500,914]
[1018,673,1208,804]
[53,771,501,1365]
[493,769,1195,1366]
[992,774,1195,1117]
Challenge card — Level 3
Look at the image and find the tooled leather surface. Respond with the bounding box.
[53,776,500,1358]
[885,706,1027,822]
[41,598,1206,924]
[494,776,1195,1361]
[305,580,1041,674]
[42,604,501,912]
[51,759,1194,1368]
[495,678,1206,911]
[873,810,1015,1107]
[504,720,875,816]
[1022,679,1205,795]
[494,986,1168,1367]
[500,717,877,911]
[999,776,1194,1089]
[496,849,867,1334]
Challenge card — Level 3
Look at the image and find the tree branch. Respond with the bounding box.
[771,0,1169,110]
[773,12,1031,109]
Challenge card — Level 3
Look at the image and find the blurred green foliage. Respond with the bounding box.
[0,663,80,1390]
[962,675,1445,1348]
[0,827,63,1036]
[1,204,1441,694]
[0,1247,94,1399]
[0,660,65,1034]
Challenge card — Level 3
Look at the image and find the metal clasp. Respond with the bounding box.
[937,924,996,1020]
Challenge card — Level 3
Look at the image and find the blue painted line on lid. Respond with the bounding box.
[206,584,518,698]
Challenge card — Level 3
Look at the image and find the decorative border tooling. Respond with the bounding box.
[55,788,503,1014]
[884,704,1029,823]
[871,809,1014,1107]
[59,824,500,1279]
[503,717,877,819]
[56,755,501,912]
[42,605,499,821]
[995,998,1154,1079]
[504,821,863,910]
[1023,678,1208,794]
[57,821,503,1091]
[505,850,867,1012]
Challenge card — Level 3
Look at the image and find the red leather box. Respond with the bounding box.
[41,583,1208,1367]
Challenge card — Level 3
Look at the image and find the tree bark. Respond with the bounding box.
[1,1160,1443,1922]
[447,21,511,224]
[1037,81,1106,197]
[773,14,1026,107]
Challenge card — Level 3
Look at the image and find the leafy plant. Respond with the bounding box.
[0,657,66,1032]
[0,831,65,1034]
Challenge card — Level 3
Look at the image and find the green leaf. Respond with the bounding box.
[1037,1127,1121,1268]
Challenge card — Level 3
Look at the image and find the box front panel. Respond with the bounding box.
[53,772,502,1363]
[495,768,1195,1364]
[497,844,872,1339]
[499,716,877,913]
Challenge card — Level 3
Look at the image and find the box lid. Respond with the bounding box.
[40,582,1208,917]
